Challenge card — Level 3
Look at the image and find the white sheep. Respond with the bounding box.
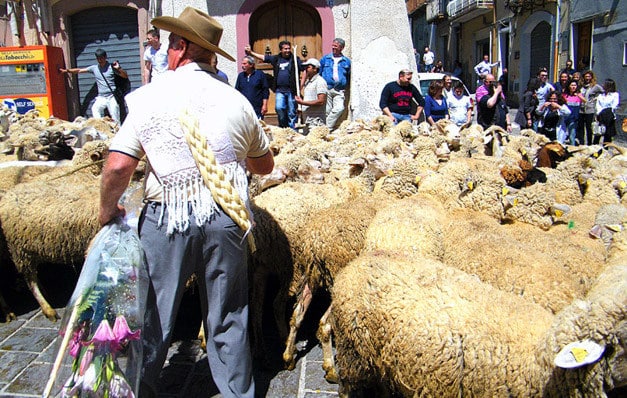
[0,143,115,321]
[331,248,626,397]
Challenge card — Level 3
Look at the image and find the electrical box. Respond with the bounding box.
[0,45,68,120]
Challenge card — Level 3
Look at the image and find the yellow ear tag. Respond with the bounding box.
[555,210,564,218]
[571,347,589,363]
[513,198,519,206]
[387,170,394,177]
[502,187,509,195]
[620,181,626,189]
[414,175,421,185]
[467,181,474,191]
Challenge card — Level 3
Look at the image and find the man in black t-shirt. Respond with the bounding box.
[379,69,425,124]
[245,41,302,129]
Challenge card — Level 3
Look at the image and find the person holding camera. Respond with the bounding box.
[536,91,571,142]
[476,74,511,132]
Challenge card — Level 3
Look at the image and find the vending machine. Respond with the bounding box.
[0,45,68,120]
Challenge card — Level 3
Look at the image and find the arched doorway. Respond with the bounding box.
[529,21,551,77]
[248,0,322,120]
[518,11,554,101]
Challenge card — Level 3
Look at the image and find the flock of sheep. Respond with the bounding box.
[0,104,625,397]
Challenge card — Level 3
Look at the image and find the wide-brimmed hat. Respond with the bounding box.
[151,7,235,61]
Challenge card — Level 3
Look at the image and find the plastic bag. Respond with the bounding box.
[592,120,605,136]
[44,218,149,398]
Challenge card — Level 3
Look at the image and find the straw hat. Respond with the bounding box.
[151,7,235,61]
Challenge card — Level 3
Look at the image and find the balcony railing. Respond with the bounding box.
[426,0,448,22]
[447,0,493,20]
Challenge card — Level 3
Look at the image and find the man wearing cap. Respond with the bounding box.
[245,41,302,129]
[379,69,425,125]
[318,38,351,130]
[97,7,274,398]
[295,58,327,133]
[60,48,128,123]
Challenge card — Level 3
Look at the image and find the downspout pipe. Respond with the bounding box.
[552,0,561,80]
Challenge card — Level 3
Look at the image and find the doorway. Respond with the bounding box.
[573,20,592,71]
[69,6,140,119]
[529,21,552,79]
[248,0,322,121]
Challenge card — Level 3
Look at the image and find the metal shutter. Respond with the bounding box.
[69,7,140,117]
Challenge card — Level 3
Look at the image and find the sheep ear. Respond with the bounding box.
[554,340,605,369]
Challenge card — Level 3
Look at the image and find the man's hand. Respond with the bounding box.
[295,96,304,105]
[98,204,126,227]
[244,45,252,55]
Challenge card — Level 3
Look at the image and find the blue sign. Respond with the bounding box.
[13,98,36,114]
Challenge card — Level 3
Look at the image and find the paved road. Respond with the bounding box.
[0,267,339,398]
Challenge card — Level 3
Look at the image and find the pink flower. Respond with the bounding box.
[68,321,89,358]
[79,346,94,376]
[90,319,116,346]
[112,316,141,343]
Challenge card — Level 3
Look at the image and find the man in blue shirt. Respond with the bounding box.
[235,56,269,119]
[319,38,351,129]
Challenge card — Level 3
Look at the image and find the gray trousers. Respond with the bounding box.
[325,88,345,129]
[139,202,254,397]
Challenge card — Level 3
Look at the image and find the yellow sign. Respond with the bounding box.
[0,49,45,64]
[1,96,50,118]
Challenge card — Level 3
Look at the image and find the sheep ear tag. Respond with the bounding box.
[554,340,604,369]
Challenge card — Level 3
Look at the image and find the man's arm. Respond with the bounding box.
[486,85,503,108]
[99,151,139,226]
[244,45,266,62]
[295,92,326,107]
[380,85,395,122]
[412,87,425,120]
[246,151,274,175]
[143,60,152,85]
[59,67,89,74]
[112,61,128,79]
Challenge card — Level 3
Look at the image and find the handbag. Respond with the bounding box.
[591,120,606,136]
[99,65,129,122]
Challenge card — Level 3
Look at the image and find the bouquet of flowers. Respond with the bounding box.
[44,218,148,398]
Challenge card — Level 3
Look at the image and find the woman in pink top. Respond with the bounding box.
[562,80,586,145]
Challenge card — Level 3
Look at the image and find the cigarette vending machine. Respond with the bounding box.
[0,45,68,120]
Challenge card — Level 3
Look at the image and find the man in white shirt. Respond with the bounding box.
[423,46,435,72]
[474,54,499,87]
[143,29,169,84]
[295,58,328,134]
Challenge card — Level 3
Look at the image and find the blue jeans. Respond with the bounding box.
[391,112,412,124]
[275,91,296,128]
[567,120,578,145]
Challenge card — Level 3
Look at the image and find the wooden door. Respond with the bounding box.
[575,21,592,71]
[249,0,322,119]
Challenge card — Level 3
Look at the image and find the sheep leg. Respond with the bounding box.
[316,303,338,383]
[0,292,16,322]
[282,282,313,370]
[26,276,58,321]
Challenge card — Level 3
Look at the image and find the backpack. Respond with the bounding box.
[114,72,131,97]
